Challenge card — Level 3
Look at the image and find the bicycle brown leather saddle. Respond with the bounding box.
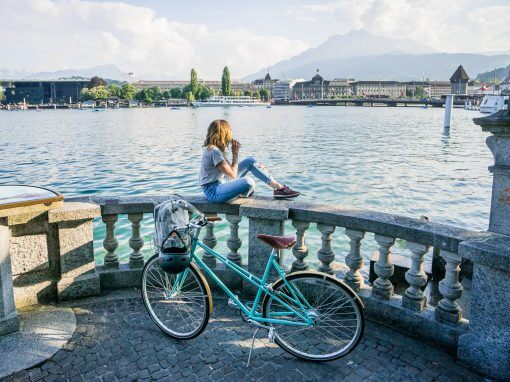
[257,234,296,249]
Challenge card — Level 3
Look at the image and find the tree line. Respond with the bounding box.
[80,67,270,103]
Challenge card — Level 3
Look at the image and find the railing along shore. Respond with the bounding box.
[69,194,492,351]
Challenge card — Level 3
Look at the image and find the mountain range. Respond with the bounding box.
[244,30,510,82]
[0,64,128,81]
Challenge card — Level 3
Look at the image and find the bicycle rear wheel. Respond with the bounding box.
[142,255,211,339]
[262,272,364,361]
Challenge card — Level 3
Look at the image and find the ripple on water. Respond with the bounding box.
[1,107,492,263]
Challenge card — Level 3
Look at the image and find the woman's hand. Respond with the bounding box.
[231,139,241,155]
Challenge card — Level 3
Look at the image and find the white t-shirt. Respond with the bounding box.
[199,147,226,185]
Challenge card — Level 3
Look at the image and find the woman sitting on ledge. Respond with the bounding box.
[199,119,300,203]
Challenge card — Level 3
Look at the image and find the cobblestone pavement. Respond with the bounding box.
[2,292,487,382]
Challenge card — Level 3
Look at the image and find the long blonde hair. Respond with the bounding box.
[203,119,233,152]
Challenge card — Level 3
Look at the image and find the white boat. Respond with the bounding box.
[191,96,270,107]
[479,94,509,114]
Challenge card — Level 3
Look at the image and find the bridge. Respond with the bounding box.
[286,95,483,108]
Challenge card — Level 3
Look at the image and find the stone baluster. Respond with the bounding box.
[291,220,310,272]
[344,229,365,290]
[128,213,144,268]
[202,214,217,267]
[435,250,463,324]
[317,224,335,275]
[402,242,430,311]
[102,214,119,268]
[226,214,242,264]
[372,235,396,300]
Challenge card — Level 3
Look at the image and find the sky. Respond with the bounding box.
[1,0,509,80]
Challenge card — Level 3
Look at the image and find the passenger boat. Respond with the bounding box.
[191,96,270,107]
[479,94,509,114]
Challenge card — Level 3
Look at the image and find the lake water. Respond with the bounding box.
[0,106,492,266]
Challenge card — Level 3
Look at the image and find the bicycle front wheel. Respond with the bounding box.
[262,272,364,361]
[142,255,211,339]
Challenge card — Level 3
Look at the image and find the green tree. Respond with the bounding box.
[259,88,270,101]
[170,88,182,98]
[243,90,252,97]
[107,84,122,97]
[185,91,195,103]
[221,66,231,96]
[80,88,94,101]
[120,83,137,100]
[252,90,260,99]
[0,86,4,101]
[88,76,107,88]
[198,85,214,100]
[135,86,162,103]
[190,68,199,96]
[92,85,109,100]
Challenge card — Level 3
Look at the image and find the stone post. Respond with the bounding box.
[344,229,365,290]
[48,202,101,301]
[291,220,309,272]
[128,213,144,268]
[202,214,217,267]
[317,224,335,275]
[239,200,288,294]
[226,214,242,265]
[456,111,510,380]
[402,242,430,311]
[0,218,19,336]
[102,214,119,268]
[371,235,396,300]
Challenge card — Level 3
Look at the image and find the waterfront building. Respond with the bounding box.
[290,71,351,100]
[2,80,89,104]
[500,70,510,94]
[351,81,406,98]
[272,79,304,101]
[251,73,278,94]
[405,81,451,99]
[450,65,470,95]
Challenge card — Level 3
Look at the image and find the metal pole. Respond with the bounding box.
[444,95,454,128]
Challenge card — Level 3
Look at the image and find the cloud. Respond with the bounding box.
[294,0,510,54]
[0,0,309,79]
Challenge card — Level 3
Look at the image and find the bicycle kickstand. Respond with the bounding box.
[246,328,259,368]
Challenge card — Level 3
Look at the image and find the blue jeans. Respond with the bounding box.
[202,157,273,203]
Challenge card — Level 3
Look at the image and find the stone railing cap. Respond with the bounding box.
[459,234,510,271]
[239,197,289,220]
[48,202,101,223]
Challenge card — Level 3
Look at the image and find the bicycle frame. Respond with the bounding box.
[175,227,314,327]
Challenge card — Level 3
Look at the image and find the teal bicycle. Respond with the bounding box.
[141,199,364,362]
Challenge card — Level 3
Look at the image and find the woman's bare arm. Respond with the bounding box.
[216,139,240,179]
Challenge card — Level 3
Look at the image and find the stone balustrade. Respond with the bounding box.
[67,194,497,350]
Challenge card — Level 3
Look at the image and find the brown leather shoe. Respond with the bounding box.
[274,186,300,199]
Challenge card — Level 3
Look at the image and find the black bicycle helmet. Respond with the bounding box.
[159,229,191,274]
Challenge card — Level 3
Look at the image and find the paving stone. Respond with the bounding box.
[0,294,487,382]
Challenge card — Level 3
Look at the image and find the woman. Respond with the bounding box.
[199,119,300,203]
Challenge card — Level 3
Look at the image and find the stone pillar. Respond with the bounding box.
[456,111,510,380]
[202,215,217,267]
[402,242,430,311]
[457,238,510,381]
[102,214,119,268]
[291,220,309,272]
[344,229,365,290]
[0,218,20,336]
[48,202,101,301]
[317,224,335,275]
[128,213,144,268]
[473,111,510,236]
[371,235,395,300]
[226,214,242,265]
[240,201,288,294]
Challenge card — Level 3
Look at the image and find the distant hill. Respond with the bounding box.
[245,30,510,81]
[476,65,510,83]
[0,64,128,81]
